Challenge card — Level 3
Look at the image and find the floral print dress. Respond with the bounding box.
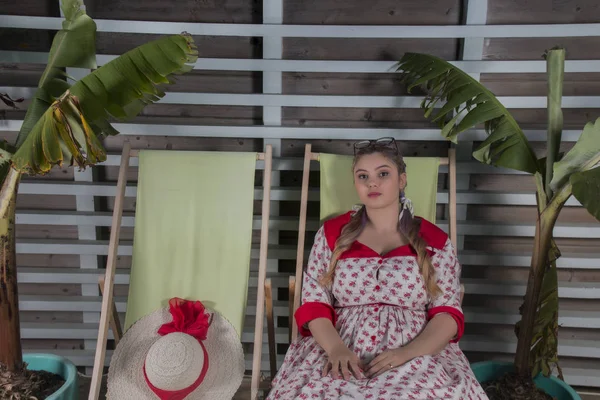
[267,211,488,400]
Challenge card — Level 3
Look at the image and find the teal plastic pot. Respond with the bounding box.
[23,354,78,400]
[471,361,581,400]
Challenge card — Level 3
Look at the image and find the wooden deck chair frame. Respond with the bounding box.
[289,143,459,343]
[89,142,274,400]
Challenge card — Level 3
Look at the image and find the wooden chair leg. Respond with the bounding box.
[98,276,123,344]
[265,278,276,380]
[288,275,295,344]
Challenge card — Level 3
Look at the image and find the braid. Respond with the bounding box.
[319,206,366,287]
[398,193,441,298]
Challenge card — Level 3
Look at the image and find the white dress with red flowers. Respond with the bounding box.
[267,212,488,400]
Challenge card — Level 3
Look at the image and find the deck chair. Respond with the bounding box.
[289,143,459,342]
[89,142,274,400]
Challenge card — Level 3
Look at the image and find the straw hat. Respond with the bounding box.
[107,297,244,400]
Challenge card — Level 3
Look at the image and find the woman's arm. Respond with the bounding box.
[406,238,465,357]
[308,318,364,379]
[402,313,458,359]
[293,225,363,379]
[307,318,346,355]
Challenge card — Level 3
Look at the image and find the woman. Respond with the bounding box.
[267,138,487,399]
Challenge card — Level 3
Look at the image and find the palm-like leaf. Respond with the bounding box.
[571,166,600,221]
[551,117,600,193]
[15,0,97,149]
[0,141,15,168]
[11,34,198,174]
[396,53,540,174]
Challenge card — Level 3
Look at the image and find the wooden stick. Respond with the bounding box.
[97,276,123,345]
[292,144,312,343]
[448,148,457,247]
[251,145,272,400]
[265,279,276,380]
[288,275,295,344]
[88,142,131,400]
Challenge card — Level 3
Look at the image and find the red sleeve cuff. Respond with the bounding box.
[294,302,337,337]
[427,306,464,343]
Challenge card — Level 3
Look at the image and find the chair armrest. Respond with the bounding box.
[98,276,123,344]
[264,278,276,380]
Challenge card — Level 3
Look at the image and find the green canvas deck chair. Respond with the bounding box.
[289,143,459,342]
[89,142,274,400]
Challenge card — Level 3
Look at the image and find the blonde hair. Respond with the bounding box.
[319,145,442,298]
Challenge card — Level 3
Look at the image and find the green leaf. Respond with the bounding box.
[551,117,600,193]
[571,166,600,221]
[544,48,565,199]
[396,53,539,174]
[53,0,97,69]
[11,34,197,175]
[0,140,15,168]
[69,33,198,133]
[15,0,97,149]
[537,153,564,180]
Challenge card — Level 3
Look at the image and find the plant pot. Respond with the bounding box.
[471,361,581,400]
[23,354,78,400]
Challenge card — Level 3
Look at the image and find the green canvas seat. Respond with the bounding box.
[89,142,274,400]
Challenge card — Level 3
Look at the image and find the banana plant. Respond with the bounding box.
[0,0,197,372]
[395,49,600,378]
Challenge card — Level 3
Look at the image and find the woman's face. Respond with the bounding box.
[353,152,406,210]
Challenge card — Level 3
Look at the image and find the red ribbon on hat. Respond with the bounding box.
[143,298,211,400]
[159,298,211,339]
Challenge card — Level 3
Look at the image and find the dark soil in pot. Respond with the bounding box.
[0,362,65,400]
[482,371,556,400]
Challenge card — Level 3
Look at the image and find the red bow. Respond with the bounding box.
[157,297,210,340]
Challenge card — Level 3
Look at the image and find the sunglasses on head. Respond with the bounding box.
[353,137,399,155]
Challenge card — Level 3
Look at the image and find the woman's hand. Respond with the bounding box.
[365,347,413,378]
[323,343,365,380]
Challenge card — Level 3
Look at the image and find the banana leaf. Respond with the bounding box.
[396,53,539,175]
[11,34,198,175]
[570,165,600,222]
[0,141,15,169]
[551,117,600,194]
[15,0,97,149]
[544,48,565,199]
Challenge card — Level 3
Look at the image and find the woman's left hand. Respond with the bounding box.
[365,347,413,378]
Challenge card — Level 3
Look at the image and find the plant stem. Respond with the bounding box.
[515,207,556,375]
[0,168,20,219]
[515,181,572,375]
[0,167,22,371]
[545,48,565,199]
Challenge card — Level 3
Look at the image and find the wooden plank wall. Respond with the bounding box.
[1,0,600,394]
